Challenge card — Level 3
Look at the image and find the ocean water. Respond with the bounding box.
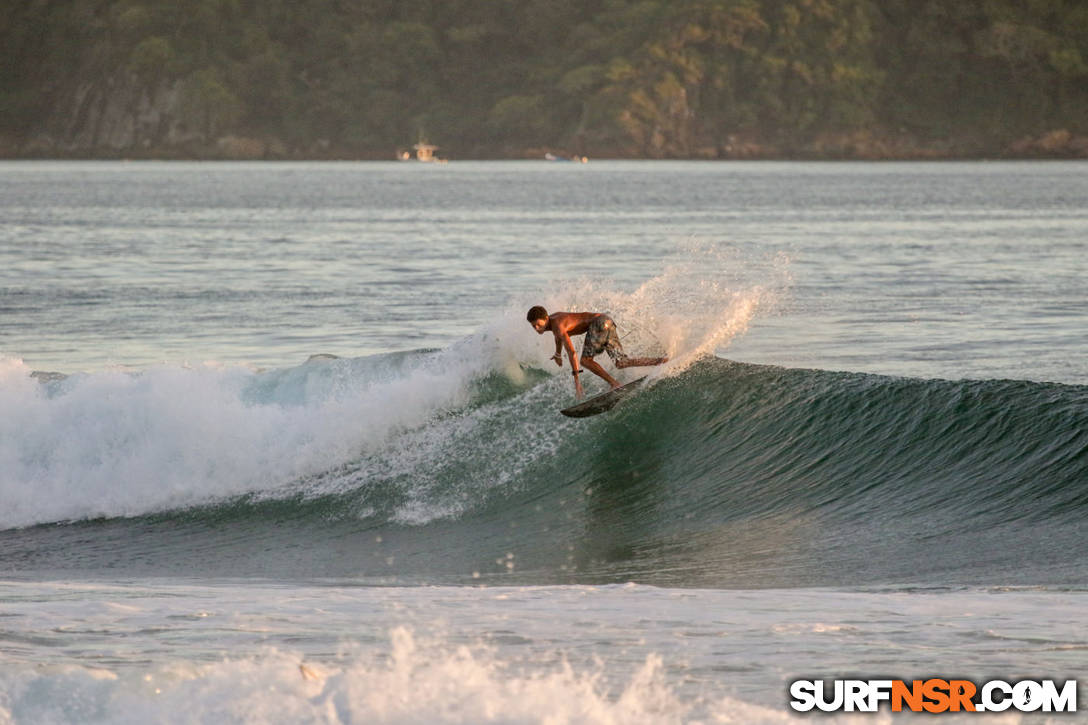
[1,160,1086,723]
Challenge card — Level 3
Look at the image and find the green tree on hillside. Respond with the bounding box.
[0,0,1085,156]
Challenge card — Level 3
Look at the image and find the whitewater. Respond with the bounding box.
[1,161,1086,723]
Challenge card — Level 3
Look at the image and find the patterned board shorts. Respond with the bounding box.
[582,314,628,363]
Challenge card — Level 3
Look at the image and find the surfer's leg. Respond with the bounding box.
[607,336,667,368]
[581,317,622,388]
[615,356,668,368]
[580,355,622,389]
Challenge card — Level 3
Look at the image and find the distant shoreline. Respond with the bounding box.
[3,138,1087,163]
[4,154,1085,162]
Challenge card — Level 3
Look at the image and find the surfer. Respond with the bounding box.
[527,306,667,399]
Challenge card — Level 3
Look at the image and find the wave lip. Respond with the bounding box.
[5,353,1087,535]
[2,355,1087,587]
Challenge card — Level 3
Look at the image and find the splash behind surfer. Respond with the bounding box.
[527,306,667,400]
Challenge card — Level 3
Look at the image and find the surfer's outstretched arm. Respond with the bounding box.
[559,330,579,371]
[551,336,563,366]
[559,331,586,398]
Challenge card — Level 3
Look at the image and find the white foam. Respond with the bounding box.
[0,627,822,725]
[0,342,515,528]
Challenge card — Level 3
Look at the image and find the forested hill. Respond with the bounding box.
[3,0,1087,159]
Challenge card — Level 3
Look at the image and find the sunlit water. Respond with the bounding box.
[1,161,1085,723]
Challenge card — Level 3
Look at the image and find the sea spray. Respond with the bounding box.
[513,242,789,377]
[2,247,781,529]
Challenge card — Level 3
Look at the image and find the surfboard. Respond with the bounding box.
[560,376,647,418]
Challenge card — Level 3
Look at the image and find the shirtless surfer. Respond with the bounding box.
[527,306,667,400]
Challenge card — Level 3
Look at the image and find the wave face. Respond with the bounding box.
[2,352,1087,588]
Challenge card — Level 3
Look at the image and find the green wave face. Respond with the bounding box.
[6,357,1088,588]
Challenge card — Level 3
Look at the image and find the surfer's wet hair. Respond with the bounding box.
[527,306,548,323]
